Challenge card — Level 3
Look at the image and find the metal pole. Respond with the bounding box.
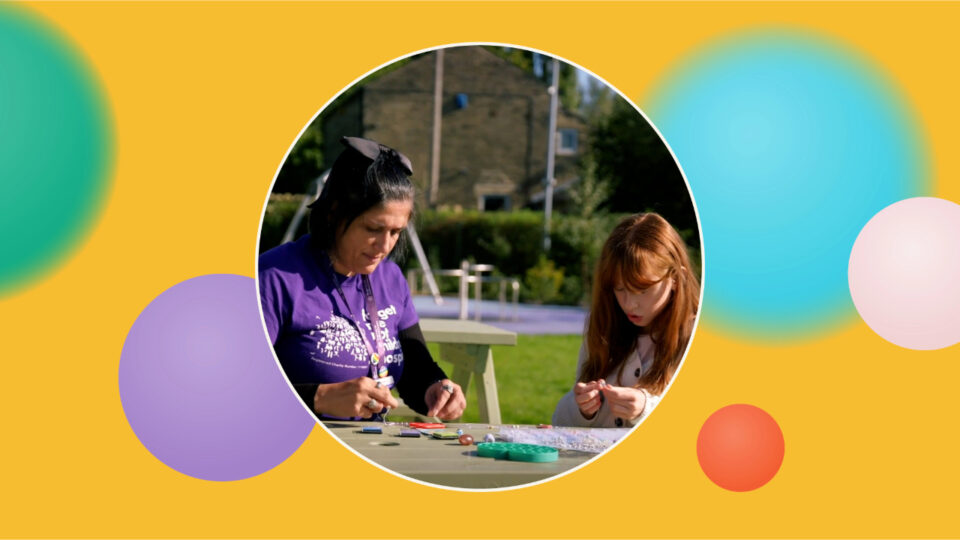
[543,57,559,252]
[429,49,444,206]
[473,267,482,321]
[406,222,443,304]
[458,259,469,320]
[283,169,328,245]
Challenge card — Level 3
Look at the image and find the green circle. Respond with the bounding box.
[0,6,112,295]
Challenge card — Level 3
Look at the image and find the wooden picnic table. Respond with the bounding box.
[419,318,517,424]
[322,421,595,489]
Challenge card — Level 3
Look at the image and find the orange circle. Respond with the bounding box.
[697,404,785,492]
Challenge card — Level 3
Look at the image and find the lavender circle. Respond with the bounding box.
[119,274,314,481]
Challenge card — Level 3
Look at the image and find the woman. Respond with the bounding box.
[553,213,700,428]
[259,136,466,421]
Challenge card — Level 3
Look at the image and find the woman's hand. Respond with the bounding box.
[313,377,399,419]
[574,380,604,419]
[424,379,466,420]
[599,383,648,421]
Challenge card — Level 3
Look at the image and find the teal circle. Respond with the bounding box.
[0,6,112,296]
[648,29,928,339]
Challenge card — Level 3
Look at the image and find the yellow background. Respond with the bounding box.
[2,2,959,537]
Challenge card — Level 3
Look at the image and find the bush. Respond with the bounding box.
[412,209,545,278]
[558,274,583,306]
[257,200,701,305]
[523,256,564,304]
[412,209,606,304]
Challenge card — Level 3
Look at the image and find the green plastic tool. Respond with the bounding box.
[476,442,558,463]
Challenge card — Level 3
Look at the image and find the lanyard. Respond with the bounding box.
[326,262,386,377]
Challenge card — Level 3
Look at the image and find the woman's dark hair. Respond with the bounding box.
[308,137,415,260]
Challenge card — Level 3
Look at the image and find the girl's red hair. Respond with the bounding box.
[580,213,700,394]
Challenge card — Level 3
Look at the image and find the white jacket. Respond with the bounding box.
[552,335,661,428]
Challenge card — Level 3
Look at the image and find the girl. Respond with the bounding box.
[553,213,700,427]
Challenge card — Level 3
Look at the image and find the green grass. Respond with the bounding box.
[432,334,581,425]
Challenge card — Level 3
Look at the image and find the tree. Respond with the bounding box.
[581,77,616,124]
[589,95,699,245]
[273,117,323,194]
[553,156,612,304]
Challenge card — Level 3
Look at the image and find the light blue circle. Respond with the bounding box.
[648,30,928,338]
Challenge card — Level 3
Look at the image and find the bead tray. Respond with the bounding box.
[476,442,558,463]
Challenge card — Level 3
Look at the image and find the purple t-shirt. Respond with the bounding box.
[258,235,418,386]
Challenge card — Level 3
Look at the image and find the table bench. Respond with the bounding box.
[392,318,516,424]
[420,318,516,424]
[323,421,594,489]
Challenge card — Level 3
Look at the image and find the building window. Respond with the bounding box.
[557,128,578,155]
[481,194,511,212]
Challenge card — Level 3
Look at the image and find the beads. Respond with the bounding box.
[458,434,474,446]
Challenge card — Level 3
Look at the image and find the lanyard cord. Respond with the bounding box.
[314,248,393,421]
[325,258,386,369]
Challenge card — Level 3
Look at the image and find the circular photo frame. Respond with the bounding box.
[256,43,702,491]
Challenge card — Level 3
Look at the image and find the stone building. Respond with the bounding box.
[322,46,586,211]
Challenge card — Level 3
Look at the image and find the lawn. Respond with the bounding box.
[430,334,582,425]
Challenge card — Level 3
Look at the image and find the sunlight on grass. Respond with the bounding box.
[431,334,581,425]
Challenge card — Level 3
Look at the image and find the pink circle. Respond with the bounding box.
[849,197,960,350]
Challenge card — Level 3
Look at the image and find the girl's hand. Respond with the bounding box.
[314,377,399,418]
[425,379,466,420]
[574,380,604,419]
[600,384,648,421]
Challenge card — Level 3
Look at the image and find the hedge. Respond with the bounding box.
[259,195,701,305]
